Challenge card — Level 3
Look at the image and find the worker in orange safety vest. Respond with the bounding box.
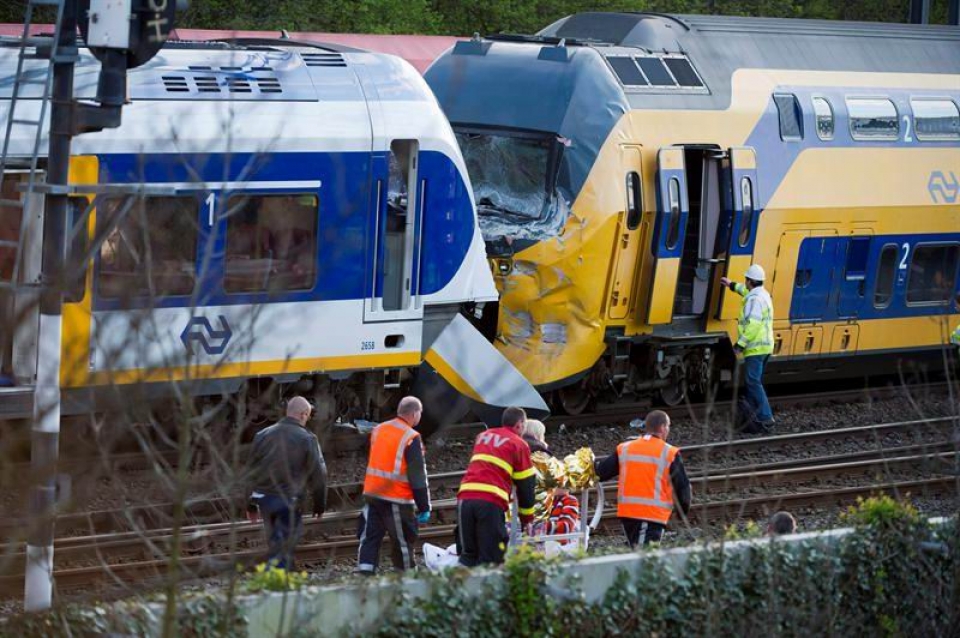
[595,410,692,547]
[356,396,430,574]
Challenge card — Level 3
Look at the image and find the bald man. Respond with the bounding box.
[356,396,430,574]
[247,396,328,569]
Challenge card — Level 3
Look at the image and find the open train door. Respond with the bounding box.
[646,147,689,324]
[715,147,760,320]
[364,139,425,324]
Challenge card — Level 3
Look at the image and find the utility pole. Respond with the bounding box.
[23,0,79,611]
[23,0,180,611]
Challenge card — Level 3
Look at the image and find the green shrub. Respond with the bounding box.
[242,562,310,593]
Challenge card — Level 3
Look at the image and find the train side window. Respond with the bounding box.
[906,244,959,305]
[911,99,960,141]
[873,244,898,308]
[848,98,899,141]
[844,237,870,281]
[812,97,834,140]
[625,171,642,230]
[737,177,754,247]
[97,196,199,299]
[223,193,318,293]
[665,177,681,250]
[774,93,803,140]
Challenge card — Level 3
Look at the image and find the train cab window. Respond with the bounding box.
[608,57,648,86]
[911,99,960,141]
[625,171,642,230]
[812,97,834,140]
[665,177,681,250]
[906,244,959,305]
[873,244,898,308]
[737,177,754,248]
[663,58,703,88]
[97,196,199,299]
[637,57,675,87]
[847,98,899,141]
[223,194,318,293]
[774,94,803,140]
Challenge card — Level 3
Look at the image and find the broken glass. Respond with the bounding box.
[456,131,569,242]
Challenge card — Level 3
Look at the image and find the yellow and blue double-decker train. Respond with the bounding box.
[426,12,960,412]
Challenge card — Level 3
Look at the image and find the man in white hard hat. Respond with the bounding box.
[721,264,775,434]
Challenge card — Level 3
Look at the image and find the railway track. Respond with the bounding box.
[5,413,954,540]
[1,474,956,597]
[2,379,952,479]
[1,425,957,596]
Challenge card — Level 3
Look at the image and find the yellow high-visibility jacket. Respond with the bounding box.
[731,283,774,357]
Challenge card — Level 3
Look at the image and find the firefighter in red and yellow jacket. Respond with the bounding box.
[596,410,692,547]
[356,396,430,574]
[457,406,537,566]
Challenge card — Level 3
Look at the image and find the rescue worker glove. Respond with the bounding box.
[416,511,430,525]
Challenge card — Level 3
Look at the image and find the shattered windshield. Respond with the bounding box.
[456,130,570,243]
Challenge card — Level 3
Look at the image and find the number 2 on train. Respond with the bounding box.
[899,243,909,270]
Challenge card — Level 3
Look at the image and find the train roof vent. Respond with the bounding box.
[159,71,285,95]
[604,53,706,92]
[161,75,190,93]
[300,52,347,67]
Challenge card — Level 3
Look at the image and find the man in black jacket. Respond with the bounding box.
[247,396,328,569]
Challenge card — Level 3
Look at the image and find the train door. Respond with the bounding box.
[791,235,840,322]
[714,147,761,321]
[672,146,724,320]
[645,147,688,325]
[771,230,809,356]
[836,235,872,319]
[364,139,424,323]
[607,145,643,321]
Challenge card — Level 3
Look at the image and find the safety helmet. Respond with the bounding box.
[745,264,766,282]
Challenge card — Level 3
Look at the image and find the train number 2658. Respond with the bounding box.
[361,340,376,351]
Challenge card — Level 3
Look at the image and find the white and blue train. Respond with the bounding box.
[0,37,546,430]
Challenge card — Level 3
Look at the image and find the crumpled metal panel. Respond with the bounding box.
[423,313,548,413]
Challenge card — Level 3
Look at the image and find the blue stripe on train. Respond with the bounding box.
[92,151,474,311]
[745,87,960,211]
[790,232,960,324]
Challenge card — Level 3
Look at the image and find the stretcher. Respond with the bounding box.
[509,485,606,557]
[422,486,606,571]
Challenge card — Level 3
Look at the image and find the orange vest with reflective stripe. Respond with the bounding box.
[616,435,679,524]
[363,418,420,505]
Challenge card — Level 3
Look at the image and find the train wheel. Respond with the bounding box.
[657,380,687,407]
[656,361,687,407]
[553,384,591,415]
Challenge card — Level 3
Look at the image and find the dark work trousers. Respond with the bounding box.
[457,499,510,567]
[356,497,419,573]
[257,494,303,570]
[621,518,666,548]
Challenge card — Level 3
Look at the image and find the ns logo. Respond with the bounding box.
[928,171,959,204]
[180,315,232,355]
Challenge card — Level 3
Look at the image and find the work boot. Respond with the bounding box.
[741,421,764,435]
[759,419,776,434]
